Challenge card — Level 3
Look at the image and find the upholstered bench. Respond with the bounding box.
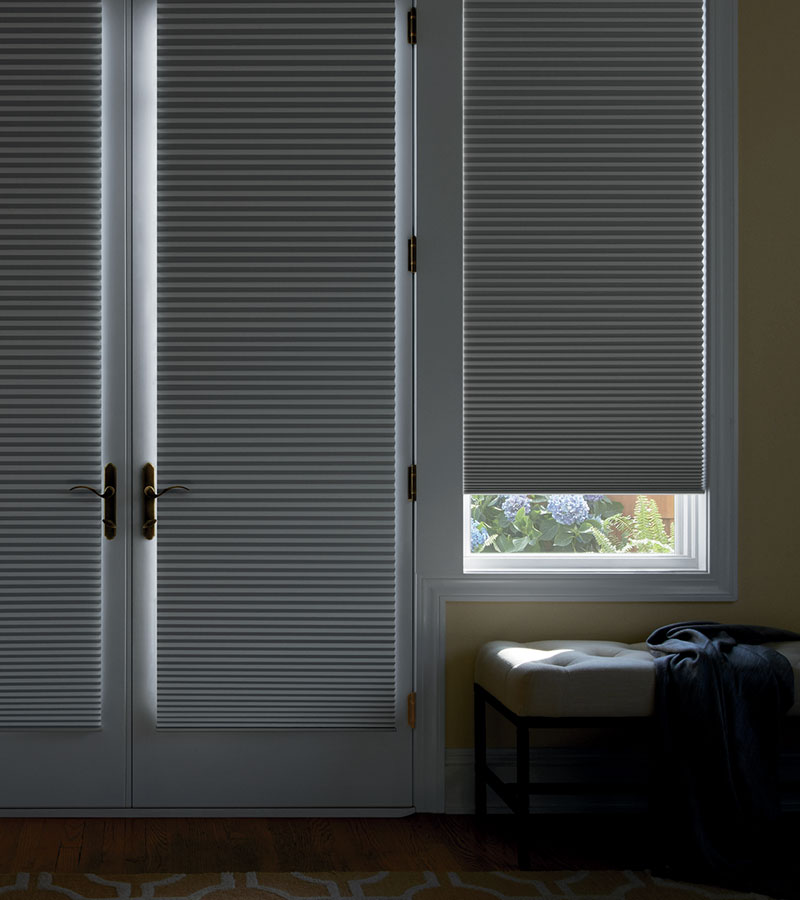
[474,640,800,868]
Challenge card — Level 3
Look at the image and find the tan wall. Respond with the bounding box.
[446,0,800,749]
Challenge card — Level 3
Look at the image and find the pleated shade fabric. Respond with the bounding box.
[0,2,102,727]
[463,0,707,494]
[156,0,398,728]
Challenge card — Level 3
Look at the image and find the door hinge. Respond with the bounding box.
[407,691,417,728]
[407,8,417,45]
[407,464,417,502]
[408,235,417,274]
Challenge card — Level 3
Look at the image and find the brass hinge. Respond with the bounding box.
[407,691,417,728]
[408,235,417,274]
[407,464,417,501]
[407,8,417,45]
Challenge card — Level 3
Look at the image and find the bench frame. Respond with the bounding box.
[473,682,800,869]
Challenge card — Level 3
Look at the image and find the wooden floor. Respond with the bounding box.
[0,814,655,873]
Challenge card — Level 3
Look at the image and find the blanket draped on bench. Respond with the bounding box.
[646,621,799,886]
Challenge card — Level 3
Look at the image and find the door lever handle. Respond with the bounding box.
[142,463,190,540]
[69,463,117,540]
[143,484,190,500]
[70,485,114,499]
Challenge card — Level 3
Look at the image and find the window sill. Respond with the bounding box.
[422,571,736,603]
[463,556,707,576]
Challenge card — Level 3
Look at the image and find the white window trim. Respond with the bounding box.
[414,0,737,603]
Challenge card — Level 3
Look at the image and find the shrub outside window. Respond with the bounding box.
[464,494,707,573]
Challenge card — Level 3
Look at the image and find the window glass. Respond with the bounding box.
[469,494,676,555]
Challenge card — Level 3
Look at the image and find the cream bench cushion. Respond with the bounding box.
[475,639,800,719]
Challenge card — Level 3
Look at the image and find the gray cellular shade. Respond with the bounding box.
[156,0,398,728]
[463,0,706,494]
[0,2,102,726]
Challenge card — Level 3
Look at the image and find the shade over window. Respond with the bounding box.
[463,0,706,494]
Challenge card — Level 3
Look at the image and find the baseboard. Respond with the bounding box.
[446,748,800,815]
[446,747,648,815]
[0,807,416,818]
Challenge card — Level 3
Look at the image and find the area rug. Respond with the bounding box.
[0,873,777,900]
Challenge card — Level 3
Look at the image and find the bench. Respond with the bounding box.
[474,639,800,868]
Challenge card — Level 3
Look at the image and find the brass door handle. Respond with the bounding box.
[69,463,117,540]
[144,484,190,500]
[70,485,114,499]
[142,462,190,540]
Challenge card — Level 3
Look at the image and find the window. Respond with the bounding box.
[470,495,678,556]
[464,494,707,573]
[458,0,720,577]
[415,0,736,600]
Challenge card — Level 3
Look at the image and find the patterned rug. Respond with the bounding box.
[0,873,777,900]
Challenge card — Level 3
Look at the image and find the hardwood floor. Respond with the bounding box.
[0,814,655,873]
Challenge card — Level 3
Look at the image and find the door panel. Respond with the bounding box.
[131,0,412,808]
[0,0,127,807]
[0,0,411,811]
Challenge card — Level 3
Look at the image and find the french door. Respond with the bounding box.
[0,0,413,810]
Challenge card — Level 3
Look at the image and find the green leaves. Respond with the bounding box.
[513,508,530,531]
[586,496,624,518]
[589,526,616,553]
[593,498,674,554]
[495,534,514,553]
[553,526,574,547]
[538,521,559,543]
[470,493,675,556]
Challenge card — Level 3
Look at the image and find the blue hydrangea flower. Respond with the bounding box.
[501,494,532,522]
[546,494,590,526]
[584,494,605,502]
[470,520,489,552]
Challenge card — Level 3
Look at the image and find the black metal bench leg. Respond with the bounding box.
[516,720,531,869]
[646,720,668,873]
[474,684,488,818]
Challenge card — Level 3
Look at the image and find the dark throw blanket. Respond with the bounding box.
[646,621,799,891]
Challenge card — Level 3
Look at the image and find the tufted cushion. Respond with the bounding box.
[475,639,800,718]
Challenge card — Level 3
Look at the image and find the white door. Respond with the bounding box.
[0,0,128,808]
[129,0,413,809]
[0,0,413,811]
